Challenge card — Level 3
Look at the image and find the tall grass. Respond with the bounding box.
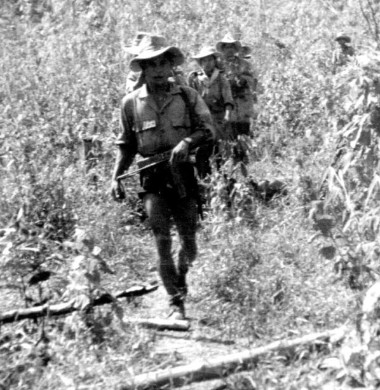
[1,0,380,388]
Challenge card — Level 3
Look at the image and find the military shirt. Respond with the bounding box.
[117,83,214,157]
[223,56,258,123]
[332,46,355,74]
[188,69,233,113]
[188,68,233,139]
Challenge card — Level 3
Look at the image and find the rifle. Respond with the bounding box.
[117,150,197,199]
[116,150,196,181]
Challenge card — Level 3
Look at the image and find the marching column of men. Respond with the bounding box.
[112,30,356,320]
[112,32,257,320]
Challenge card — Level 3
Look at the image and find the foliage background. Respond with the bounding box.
[1,0,380,389]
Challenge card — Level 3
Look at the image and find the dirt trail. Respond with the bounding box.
[140,284,243,358]
[129,272,254,389]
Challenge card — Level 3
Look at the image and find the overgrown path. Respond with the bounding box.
[127,283,257,390]
[118,216,353,390]
[119,230,259,389]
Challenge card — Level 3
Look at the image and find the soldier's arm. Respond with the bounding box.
[220,74,234,121]
[186,88,215,145]
[111,97,137,181]
[171,89,215,164]
[220,74,234,109]
[239,60,258,91]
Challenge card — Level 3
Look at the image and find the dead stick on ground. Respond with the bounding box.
[0,284,159,325]
[120,326,347,390]
[125,317,190,332]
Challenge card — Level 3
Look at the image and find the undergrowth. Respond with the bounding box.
[2,0,380,389]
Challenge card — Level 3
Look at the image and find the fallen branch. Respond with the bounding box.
[0,284,158,325]
[125,317,190,331]
[120,326,347,390]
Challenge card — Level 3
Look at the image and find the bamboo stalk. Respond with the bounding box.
[0,284,158,325]
[120,326,347,390]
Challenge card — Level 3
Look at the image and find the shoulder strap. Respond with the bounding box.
[179,87,196,131]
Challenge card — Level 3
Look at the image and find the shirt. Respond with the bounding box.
[188,69,234,114]
[117,83,214,157]
[188,68,234,139]
[224,56,258,122]
[332,46,355,74]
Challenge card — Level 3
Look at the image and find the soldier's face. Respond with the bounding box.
[199,55,216,74]
[222,43,237,60]
[143,55,172,87]
[337,39,346,47]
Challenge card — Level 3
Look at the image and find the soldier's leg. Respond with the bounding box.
[172,197,198,297]
[143,193,179,298]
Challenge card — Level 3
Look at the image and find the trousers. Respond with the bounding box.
[143,193,198,301]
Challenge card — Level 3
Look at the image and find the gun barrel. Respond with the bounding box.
[116,160,165,180]
[117,154,196,181]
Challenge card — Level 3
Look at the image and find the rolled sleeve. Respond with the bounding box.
[116,96,137,153]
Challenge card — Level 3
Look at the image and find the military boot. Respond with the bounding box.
[168,293,185,320]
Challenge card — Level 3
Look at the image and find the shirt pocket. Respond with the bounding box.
[135,119,161,155]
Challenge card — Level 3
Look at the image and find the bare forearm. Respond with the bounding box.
[183,129,212,148]
[112,146,135,180]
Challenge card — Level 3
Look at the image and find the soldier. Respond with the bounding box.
[332,33,355,75]
[188,46,234,178]
[125,33,186,95]
[216,33,258,139]
[111,35,215,320]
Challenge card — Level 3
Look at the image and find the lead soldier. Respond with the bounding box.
[125,33,186,95]
[111,36,214,320]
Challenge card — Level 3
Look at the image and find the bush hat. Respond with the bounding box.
[192,46,221,60]
[216,33,242,52]
[335,33,351,43]
[125,32,153,55]
[129,35,184,72]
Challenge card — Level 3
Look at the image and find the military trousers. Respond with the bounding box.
[143,193,198,302]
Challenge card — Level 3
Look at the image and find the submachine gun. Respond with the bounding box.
[117,150,196,199]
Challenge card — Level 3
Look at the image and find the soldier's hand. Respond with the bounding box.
[236,77,247,87]
[224,111,231,123]
[111,179,126,202]
[170,140,189,164]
